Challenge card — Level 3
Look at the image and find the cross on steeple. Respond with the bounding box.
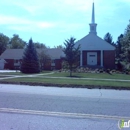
[89,2,97,35]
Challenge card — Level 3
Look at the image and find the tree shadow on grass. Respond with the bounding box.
[66,75,83,78]
[107,72,113,75]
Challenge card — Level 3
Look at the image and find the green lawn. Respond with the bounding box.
[1,76,130,87]
[0,76,11,78]
[43,72,130,80]
[0,72,130,88]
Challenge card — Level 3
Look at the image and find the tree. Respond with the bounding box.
[121,21,130,63]
[34,42,47,49]
[104,32,113,44]
[38,49,50,70]
[116,20,130,71]
[54,45,64,49]
[115,34,124,71]
[116,34,124,58]
[0,33,9,55]
[63,37,80,77]
[21,38,40,73]
[104,32,116,46]
[10,34,26,49]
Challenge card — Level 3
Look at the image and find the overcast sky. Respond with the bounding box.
[0,0,130,47]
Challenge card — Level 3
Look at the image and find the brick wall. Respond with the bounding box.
[103,50,115,69]
[4,59,14,70]
[82,50,115,69]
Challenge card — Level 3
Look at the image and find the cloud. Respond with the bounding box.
[5,0,94,16]
[12,2,44,15]
[0,14,56,32]
[0,15,30,25]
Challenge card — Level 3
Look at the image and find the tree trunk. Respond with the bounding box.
[70,65,72,77]
[70,70,72,77]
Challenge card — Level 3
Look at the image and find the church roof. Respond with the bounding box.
[75,33,115,50]
[75,2,115,51]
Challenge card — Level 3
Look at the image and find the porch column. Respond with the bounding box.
[101,50,103,67]
[80,51,82,66]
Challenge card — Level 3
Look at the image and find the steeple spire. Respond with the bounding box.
[92,2,95,23]
[89,2,97,35]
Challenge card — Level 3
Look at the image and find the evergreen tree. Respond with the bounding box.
[21,38,40,73]
[116,34,123,58]
[104,32,116,46]
[104,32,113,44]
[63,37,80,77]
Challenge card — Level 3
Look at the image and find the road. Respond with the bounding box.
[0,84,130,130]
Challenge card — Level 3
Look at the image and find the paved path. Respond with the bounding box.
[0,72,54,80]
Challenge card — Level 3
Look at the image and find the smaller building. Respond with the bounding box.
[75,2,115,69]
[0,48,65,70]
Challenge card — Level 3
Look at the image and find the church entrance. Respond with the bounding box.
[87,52,97,65]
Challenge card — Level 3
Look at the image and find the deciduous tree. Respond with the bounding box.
[63,37,80,77]
[34,42,47,49]
[121,21,130,63]
[38,49,50,70]
[0,33,9,55]
[10,34,26,49]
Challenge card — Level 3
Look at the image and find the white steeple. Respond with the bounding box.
[92,2,95,23]
[89,2,97,35]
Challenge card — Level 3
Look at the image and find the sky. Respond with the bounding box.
[0,0,130,48]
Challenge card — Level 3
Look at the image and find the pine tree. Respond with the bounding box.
[104,32,113,44]
[104,32,116,46]
[21,38,40,73]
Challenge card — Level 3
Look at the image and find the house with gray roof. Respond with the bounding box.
[0,48,65,70]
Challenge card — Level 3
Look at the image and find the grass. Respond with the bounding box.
[0,71,130,88]
[42,72,130,80]
[0,76,11,78]
[1,76,130,87]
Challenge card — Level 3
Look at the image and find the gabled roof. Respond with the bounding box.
[0,49,24,59]
[0,48,65,59]
[75,33,115,51]
[38,48,65,59]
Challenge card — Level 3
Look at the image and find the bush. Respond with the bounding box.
[99,69,103,73]
[106,69,110,73]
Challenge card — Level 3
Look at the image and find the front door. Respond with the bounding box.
[87,52,97,65]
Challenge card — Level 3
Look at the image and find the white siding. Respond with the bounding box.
[0,59,6,70]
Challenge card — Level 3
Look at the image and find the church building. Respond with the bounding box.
[75,2,115,69]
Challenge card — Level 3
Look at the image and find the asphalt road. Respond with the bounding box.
[0,84,130,130]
